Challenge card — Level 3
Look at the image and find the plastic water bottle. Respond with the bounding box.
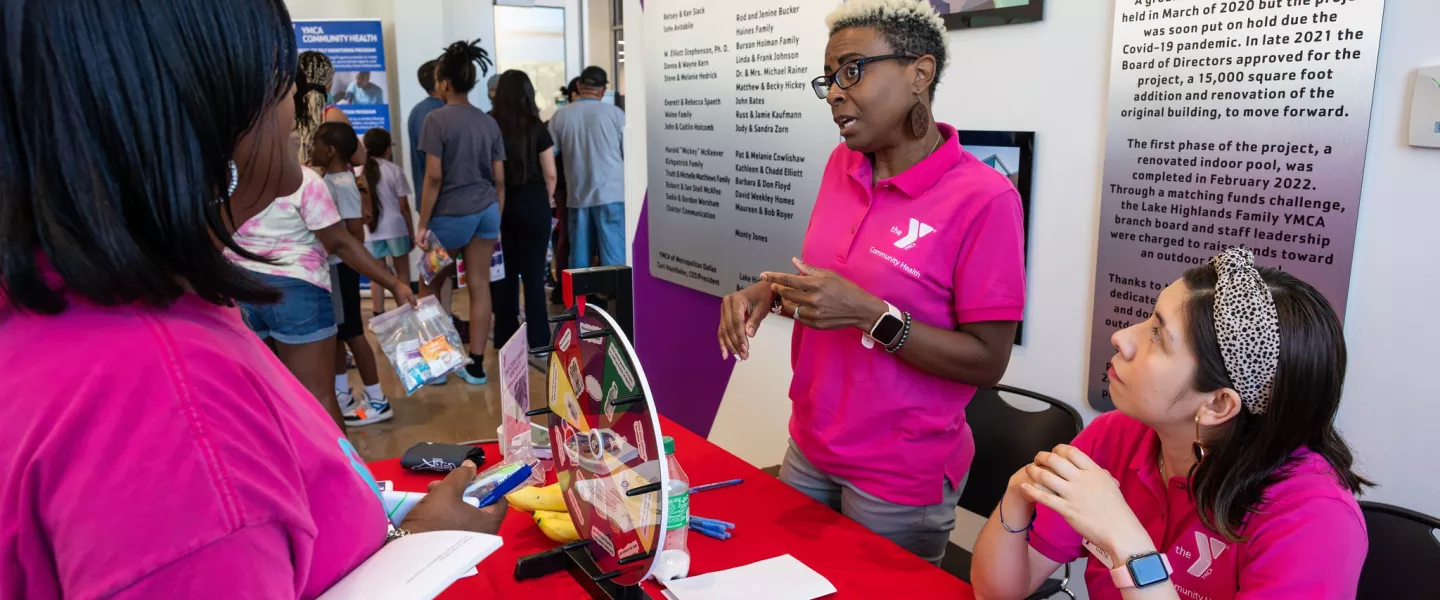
[653,436,691,580]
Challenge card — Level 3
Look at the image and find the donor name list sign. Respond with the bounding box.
[644,0,838,296]
[1087,0,1384,411]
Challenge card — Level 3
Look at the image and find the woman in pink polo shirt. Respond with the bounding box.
[971,248,1370,599]
[717,0,1026,565]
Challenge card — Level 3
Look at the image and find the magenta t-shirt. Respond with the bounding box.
[1030,412,1367,599]
[789,123,1027,506]
[0,284,388,598]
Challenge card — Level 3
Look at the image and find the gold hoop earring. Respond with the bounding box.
[1191,413,1206,463]
[907,92,929,139]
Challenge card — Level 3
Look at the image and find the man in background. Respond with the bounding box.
[549,66,626,267]
[407,60,443,198]
[344,71,385,104]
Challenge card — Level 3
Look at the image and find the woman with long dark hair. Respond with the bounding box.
[416,39,505,385]
[971,248,1370,599]
[491,70,559,351]
[0,1,503,597]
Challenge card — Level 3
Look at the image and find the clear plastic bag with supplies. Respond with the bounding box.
[419,231,454,286]
[369,296,470,395]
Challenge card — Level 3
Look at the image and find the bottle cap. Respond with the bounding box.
[663,436,676,455]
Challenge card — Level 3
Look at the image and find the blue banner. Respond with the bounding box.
[294,19,392,135]
[294,20,385,71]
[338,105,391,134]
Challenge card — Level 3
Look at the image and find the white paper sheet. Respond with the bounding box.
[660,554,836,600]
[317,531,503,600]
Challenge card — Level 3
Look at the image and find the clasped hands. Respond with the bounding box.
[717,257,886,360]
[1007,445,1154,562]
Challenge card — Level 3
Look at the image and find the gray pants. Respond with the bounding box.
[779,439,962,566]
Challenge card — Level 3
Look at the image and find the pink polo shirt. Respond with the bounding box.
[1030,412,1368,599]
[789,123,1026,506]
[0,278,388,599]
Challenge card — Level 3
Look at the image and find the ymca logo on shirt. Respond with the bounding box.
[1174,530,1229,578]
[891,218,936,250]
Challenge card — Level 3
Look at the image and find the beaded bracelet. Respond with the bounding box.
[885,311,912,354]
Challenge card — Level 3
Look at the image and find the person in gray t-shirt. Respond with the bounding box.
[417,39,505,387]
[549,66,626,268]
[419,103,505,217]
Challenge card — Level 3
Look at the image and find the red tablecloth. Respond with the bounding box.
[367,416,972,599]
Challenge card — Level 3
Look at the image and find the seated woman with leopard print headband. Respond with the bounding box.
[971,247,1371,600]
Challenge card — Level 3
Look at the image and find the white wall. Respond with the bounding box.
[589,0,614,75]
[1336,1,1440,517]
[626,0,1440,520]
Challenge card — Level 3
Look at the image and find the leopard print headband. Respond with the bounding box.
[1210,248,1280,415]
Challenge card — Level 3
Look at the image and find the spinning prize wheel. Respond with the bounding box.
[544,303,669,586]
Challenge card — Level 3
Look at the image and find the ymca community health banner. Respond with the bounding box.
[294,19,392,133]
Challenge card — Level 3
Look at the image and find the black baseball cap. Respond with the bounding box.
[579,66,608,87]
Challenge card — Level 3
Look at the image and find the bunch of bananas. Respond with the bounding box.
[507,483,579,543]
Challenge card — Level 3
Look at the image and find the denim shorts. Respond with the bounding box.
[367,237,413,259]
[430,203,500,252]
[239,272,338,345]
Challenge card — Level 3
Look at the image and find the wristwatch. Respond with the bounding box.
[1111,552,1172,589]
[869,301,906,348]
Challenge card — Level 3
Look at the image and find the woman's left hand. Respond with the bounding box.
[1018,445,1155,561]
[401,461,510,536]
[762,257,886,331]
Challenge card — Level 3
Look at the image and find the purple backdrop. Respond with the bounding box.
[632,199,736,436]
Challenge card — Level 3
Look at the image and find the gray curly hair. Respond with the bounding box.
[825,0,949,98]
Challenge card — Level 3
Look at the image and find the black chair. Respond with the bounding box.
[1357,501,1440,600]
[942,384,1084,600]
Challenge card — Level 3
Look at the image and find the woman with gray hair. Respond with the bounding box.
[717,0,1027,565]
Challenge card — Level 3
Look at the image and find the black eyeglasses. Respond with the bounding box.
[810,52,917,99]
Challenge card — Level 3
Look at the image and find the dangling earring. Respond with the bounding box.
[1191,413,1207,463]
[214,160,238,206]
[908,92,929,139]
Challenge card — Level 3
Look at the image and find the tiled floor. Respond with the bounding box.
[345,289,552,463]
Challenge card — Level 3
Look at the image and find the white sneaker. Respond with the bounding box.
[338,389,358,414]
[344,391,394,427]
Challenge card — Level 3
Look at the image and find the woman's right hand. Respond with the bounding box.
[718,282,775,361]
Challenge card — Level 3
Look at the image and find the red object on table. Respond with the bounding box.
[367,415,973,599]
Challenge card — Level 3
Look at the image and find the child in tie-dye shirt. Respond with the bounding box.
[228,165,414,428]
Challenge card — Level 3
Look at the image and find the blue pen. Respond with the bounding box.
[475,463,534,508]
[689,521,731,540]
[690,516,736,530]
[689,478,743,494]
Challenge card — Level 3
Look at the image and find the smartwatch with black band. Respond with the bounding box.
[869,301,906,348]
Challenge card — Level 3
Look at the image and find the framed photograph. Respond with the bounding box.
[957,130,1035,345]
[931,0,1044,30]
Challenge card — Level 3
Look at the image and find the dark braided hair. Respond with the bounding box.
[361,128,390,232]
[435,40,492,95]
[294,51,335,163]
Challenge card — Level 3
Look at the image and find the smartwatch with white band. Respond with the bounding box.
[869,301,905,348]
[1111,552,1172,589]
